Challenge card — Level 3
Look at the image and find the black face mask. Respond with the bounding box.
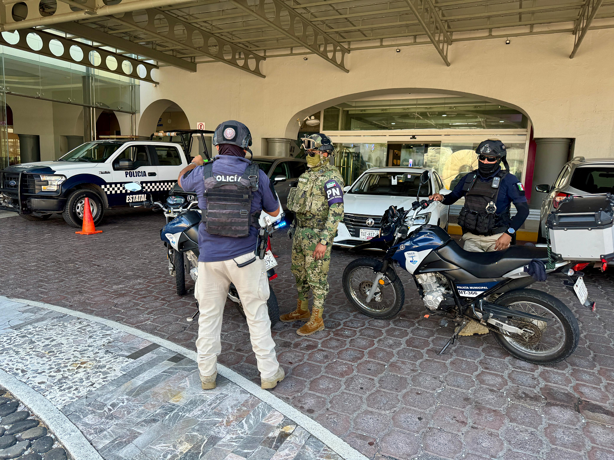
[478,160,500,176]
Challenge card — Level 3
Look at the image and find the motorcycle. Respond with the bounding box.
[125,182,285,326]
[342,171,581,365]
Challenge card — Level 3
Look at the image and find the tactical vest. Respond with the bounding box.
[201,160,260,238]
[457,170,510,236]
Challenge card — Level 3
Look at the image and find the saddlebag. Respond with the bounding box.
[546,194,614,261]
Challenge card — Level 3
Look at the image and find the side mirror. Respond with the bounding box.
[439,188,451,195]
[535,184,551,193]
[420,170,430,185]
[273,175,286,183]
[124,182,142,192]
[343,185,351,193]
[116,159,134,171]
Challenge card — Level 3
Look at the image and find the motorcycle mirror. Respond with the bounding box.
[125,182,142,192]
[420,170,430,185]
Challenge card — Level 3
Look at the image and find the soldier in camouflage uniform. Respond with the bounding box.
[281,133,344,336]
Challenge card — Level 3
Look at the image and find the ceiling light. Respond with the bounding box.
[499,120,505,123]
[303,57,308,61]
[410,135,417,140]
[505,38,510,45]
[391,122,396,125]
[396,48,401,53]
[442,114,447,117]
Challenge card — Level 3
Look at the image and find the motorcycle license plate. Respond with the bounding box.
[360,229,380,240]
[574,277,588,305]
[264,250,278,270]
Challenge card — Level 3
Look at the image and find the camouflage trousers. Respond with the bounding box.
[291,227,333,312]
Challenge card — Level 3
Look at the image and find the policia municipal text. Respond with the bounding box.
[178,120,285,391]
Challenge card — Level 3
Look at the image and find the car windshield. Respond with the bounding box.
[570,167,614,194]
[350,172,431,196]
[254,160,273,174]
[58,142,122,163]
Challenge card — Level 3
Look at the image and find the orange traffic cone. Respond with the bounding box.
[76,197,102,235]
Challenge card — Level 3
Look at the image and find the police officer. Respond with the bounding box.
[430,139,529,252]
[178,120,285,391]
[280,133,344,336]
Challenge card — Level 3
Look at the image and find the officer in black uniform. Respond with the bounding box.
[178,120,285,391]
[430,140,530,252]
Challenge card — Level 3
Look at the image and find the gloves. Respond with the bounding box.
[524,259,547,282]
[288,226,296,239]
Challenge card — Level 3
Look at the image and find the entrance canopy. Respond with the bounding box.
[1,0,613,78]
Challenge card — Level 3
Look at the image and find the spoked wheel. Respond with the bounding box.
[342,257,405,319]
[493,289,579,364]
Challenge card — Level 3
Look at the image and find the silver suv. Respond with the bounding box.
[536,157,614,239]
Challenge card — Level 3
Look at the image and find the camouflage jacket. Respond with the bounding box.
[287,163,345,244]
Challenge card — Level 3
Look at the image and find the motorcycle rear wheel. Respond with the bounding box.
[493,289,579,364]
[230,285,280,328]
[342,257,405,319]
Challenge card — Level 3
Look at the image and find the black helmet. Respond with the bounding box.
[301,133,334,153]
[213,120,253,153]
[476,139,507,159]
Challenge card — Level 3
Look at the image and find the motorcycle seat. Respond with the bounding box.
[436,240,550,279]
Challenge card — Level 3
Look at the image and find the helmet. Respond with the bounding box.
[213,120,253,152]
[476,139,507,159]
[301,133,334,153]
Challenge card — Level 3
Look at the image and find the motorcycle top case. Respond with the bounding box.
[546,194,614,261]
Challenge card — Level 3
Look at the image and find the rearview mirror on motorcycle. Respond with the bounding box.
[124,182,142,192]
[420,170,430,184]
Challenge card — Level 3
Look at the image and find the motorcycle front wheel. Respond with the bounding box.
[493,289,579,364]
[174,250,186,296]
[342,257,405,319]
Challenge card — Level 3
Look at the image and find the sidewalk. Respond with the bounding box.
[0,296,365,460]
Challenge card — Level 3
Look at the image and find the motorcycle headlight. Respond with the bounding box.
[167,196,186,205]
[37,175,66,192]
[408,212,431,226]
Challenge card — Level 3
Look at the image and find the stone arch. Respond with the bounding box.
[138,99,190,136]
[284,88,533,139]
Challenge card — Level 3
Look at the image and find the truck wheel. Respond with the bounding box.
[62,190,104,228]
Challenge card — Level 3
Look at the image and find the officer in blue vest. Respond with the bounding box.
[430,140,529,252]
[178,120,285,391]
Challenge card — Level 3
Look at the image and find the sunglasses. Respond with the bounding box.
[478,154,498,162]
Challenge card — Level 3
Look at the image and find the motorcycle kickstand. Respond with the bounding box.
[438,320,468,355]
[187,303,200,322]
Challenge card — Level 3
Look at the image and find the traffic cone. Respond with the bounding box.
[76,197,102,235]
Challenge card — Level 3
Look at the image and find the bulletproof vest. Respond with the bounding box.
[457,170,510,236]
[201,160,260,238]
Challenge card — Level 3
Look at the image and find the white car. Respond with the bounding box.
[334,167,450,248]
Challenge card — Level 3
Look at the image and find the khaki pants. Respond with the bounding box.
[461,232,504,252]
[195,252,280,380]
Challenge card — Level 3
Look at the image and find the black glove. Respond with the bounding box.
[524,259,547,282]
[288,226,296,239]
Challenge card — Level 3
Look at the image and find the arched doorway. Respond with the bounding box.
[289,90,532,188]
[138,99,190,136]
[96,110,121,138]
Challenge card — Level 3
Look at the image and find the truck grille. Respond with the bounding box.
[344,213,382,237]
[0,172,36,196]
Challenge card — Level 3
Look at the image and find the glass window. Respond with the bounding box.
[59,142,121,163]
[271,162,288,178]
[350,172,431,196]
[553,166,570,189]
[155,146,182,166]
[254,160,273,174]
[333,143,387,186]
[287,161,306,178]
[323,107,340,131]
[114,145,151,168]
[570,167,614,194]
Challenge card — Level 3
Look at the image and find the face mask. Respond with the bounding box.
[306,152,325,168]
[478,160,500,176]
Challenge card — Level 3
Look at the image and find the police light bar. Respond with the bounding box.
[154,131,178,137]
[274,220,288,230]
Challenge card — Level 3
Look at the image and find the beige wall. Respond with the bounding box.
[141,29,614,158]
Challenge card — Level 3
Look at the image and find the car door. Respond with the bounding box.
[109,144,158,206]
[150,144,186,200]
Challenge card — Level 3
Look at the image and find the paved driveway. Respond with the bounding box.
[1,211,613,459]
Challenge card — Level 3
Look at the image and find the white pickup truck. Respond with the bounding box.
[0,139,191,227]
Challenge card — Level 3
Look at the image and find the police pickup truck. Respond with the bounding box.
[0,139,193,227]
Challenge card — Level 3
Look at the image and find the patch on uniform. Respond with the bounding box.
[223,127,236,140]
[325,180,343,205]
[517,183,525,191]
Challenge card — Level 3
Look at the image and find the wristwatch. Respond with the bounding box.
[505,227,516,237]
[319,240,328,246]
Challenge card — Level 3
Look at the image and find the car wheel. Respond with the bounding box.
[62,189,105,228]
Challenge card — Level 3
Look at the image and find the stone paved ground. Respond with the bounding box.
[0,297,345,460]
[1,211,614,459]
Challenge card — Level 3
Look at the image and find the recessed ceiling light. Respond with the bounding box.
[442,114,447,117]
[391,122,396,125]
[500,120,505,123]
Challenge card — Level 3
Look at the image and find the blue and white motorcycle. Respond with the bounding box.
[342,171,581,364]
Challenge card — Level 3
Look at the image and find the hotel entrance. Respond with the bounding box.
[387,143,442,168]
